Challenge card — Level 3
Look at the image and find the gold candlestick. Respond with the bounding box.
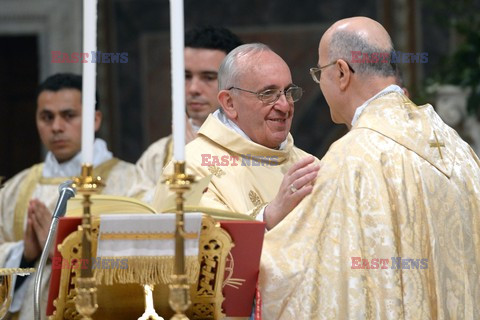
[72,164,104,319]
[165,162,195,320]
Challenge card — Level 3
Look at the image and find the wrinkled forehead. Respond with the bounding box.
[237,51,291,84]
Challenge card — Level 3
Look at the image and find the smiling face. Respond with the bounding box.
[185,47,227,127]
[36,88,101,163]
[220,50,295,148]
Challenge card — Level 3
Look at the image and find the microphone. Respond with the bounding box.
[52,180,76,218]
[33,180,76,320]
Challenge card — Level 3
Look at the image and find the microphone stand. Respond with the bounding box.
[33,181,76,320]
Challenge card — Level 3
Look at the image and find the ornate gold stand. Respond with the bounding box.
[72,164,104,319]
[0,268,36,318]
[165,162,195,320]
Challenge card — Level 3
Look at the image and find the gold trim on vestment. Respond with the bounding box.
[13,158,120,241]
[248,190,262,207]
[14,164,43,241]
[250,202,267,219]
[163,136,173,169]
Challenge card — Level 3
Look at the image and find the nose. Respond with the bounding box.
[186,75,202,95]
[273,93,292,114]
[51,116,65,132]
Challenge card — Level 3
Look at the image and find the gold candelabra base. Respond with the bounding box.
[75,277,98,320]
[165,162,195,320]
[72,164,104,319]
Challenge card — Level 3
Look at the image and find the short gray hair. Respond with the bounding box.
[218,43,272,90]
[329,30,396,77]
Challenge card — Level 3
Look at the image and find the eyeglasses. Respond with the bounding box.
[228,86,303,104]
[309,59,355,84]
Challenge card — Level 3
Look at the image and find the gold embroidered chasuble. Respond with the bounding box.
[260,92,480,319]
[160,115,316,217]
[0,158,136,320]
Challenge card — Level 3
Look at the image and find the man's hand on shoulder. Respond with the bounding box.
[264,156,320,230]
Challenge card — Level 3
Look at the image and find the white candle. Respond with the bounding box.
[81,0,97,165]
[170,0,185,161]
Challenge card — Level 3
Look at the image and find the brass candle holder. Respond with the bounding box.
[72,164,104,320]
[165,162,195,320]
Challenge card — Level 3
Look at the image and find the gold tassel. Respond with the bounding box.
[94,256,199,286]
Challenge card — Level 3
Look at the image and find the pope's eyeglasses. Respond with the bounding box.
[228,86,303,104]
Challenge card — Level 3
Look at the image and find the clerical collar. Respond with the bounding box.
[351,84,404,127]
[212,109,288,150]
[189,118,201,133]
[43,138,113,178]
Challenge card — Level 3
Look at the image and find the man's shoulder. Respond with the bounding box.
[291,145,318,161]
[1,163,44,192]
[97,158,135,179]
[321,129,382,164]
[186,134,222,156]
[110,158,135,170]
[141,136,172,156]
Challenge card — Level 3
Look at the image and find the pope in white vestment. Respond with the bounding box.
[161,110,317,219]
[0,138,136,319]
[260,90,480,319]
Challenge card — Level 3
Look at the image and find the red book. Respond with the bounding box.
[46,217,82,316]
[219,220,265,317]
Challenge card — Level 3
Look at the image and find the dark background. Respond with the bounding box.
[1,0,478,179]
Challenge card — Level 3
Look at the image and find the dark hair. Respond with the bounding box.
[185,25,243,55]
[36,73,99,110]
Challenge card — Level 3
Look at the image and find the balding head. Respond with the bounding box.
[324,17,392,49]
[315,17,397,127]
[320,17,396,77]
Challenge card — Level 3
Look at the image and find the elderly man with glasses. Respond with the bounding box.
[260,17,480,319]
[159,43,320,230]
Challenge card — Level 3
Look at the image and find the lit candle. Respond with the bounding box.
[81,0,97,165]
[170,0,185,161]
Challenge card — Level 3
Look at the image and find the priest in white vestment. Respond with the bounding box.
[260,17,480,319]
[160,43,320,230]
[131,26,243,201]
[0,73,136,319]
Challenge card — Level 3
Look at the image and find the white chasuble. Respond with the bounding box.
[158,115,317,218]
[260,92,480,319]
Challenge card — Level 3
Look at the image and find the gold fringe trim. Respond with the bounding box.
[94,256,199,286]
[0,268,35,276]
[99,232,198,240]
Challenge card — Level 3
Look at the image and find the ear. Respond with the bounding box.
[94,110,102,132]
[218,90,238,120]
[337,59,353,91]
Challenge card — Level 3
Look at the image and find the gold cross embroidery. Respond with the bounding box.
[429,131,445,160]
